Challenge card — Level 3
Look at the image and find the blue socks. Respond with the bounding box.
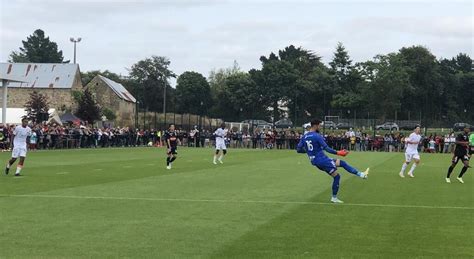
[340,160,360,176]
[332,174,340,197]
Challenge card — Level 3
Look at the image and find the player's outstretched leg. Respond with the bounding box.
[400,162,409,178]
[15,157,25,176]
[5,158,17,175]
[446,159,458,183]
[407,160,419,178]
[337,159,369,179]
[213,150,219,164]
[219,150,227,164]
[166,156,171,170]
[330,172,343,203]
[457,161,469,183]
[169,155,177,169]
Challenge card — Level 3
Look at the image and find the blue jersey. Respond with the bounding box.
[297,131,337,163]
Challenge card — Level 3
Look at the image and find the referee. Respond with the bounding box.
[446,126,470,183]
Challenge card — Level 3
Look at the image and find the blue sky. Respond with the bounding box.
[1,0,472,82]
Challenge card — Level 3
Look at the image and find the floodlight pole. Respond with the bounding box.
[70,37,82,64]
[2,79,8,124]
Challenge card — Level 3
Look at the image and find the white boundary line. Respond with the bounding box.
[0,194,472,210]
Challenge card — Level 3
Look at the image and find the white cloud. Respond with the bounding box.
[1,0,472,79]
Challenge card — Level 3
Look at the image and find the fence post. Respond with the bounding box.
[188,114,191,131]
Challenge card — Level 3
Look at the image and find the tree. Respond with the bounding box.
[102,108,117,121]
[398,46,441,123]
[225,72,266,121]
[250,45,333,124]
[9,29,67,63]
[453,53,473,73]
[175,71,212,114]
[250,54,299,121]
[24,91,50,123]
[329,42,364,111]
[358,53,411,120]
[128,56,176,112]
[208,61,242,119]
[75,89,101,124]
[275,45,330,123]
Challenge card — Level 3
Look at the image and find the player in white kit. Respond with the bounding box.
[5,118,32,176]
[213,123,228,164]
[399,126,422,178]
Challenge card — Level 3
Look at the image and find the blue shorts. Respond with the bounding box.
[312,157,337,175]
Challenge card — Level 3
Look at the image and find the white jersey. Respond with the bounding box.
[214,128,227,149]
[214,128,227,139]
[13,125,32,149]
[405,132,421,154]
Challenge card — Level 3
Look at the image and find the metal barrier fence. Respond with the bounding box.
[2,133,455,155]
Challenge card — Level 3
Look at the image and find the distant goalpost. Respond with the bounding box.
[225,122,250,132]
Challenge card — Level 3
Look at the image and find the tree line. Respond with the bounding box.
[10,29,474,126]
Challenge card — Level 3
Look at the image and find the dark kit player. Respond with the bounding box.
[446,126,470,183]
[165,124,179,170]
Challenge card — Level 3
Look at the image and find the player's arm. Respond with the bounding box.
[164,134,170,150]
[296,137,306,153]
[11,128,17,148]
[455,135,469,146]
[405,137,419,145]
[318,136,347,156]
[26,134,31,150]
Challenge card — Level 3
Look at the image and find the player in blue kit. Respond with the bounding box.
[297,119,369,203]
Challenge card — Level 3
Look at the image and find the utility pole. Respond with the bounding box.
[70,37,82,64]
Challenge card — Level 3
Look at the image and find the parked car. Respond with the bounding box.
[453,122,474,131]
[274,118,293,128]
[376,122,399,131]
[336,122,353,130]
[323,121,337,129]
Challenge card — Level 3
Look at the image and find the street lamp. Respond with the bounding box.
[70,37,81,64]
[199,101,204,130]
[135,101,140,129]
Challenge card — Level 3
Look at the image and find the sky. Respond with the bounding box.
[1,0,472,84]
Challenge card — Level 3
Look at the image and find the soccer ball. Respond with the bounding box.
[147,141,153,147]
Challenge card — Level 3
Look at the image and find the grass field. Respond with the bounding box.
[0,147,472,258]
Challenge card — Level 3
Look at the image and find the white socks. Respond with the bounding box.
[401,163,408,173]
[408,164,417,175]
[15,165,22,175]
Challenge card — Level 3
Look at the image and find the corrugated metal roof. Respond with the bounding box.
[0,63,79,89]
[98,75,136,103]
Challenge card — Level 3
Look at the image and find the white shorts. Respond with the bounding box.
[12,147,27,158]
[216,140,226,150]
[405,152,420,162]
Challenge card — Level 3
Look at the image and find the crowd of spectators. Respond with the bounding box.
[0,123,459,154]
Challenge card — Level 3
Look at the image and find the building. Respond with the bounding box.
[85,75,136,127]
[0,63,82,110]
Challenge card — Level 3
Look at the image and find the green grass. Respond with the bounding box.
[0,147,472,258]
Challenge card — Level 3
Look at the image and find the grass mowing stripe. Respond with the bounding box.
[1,194,472,210]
